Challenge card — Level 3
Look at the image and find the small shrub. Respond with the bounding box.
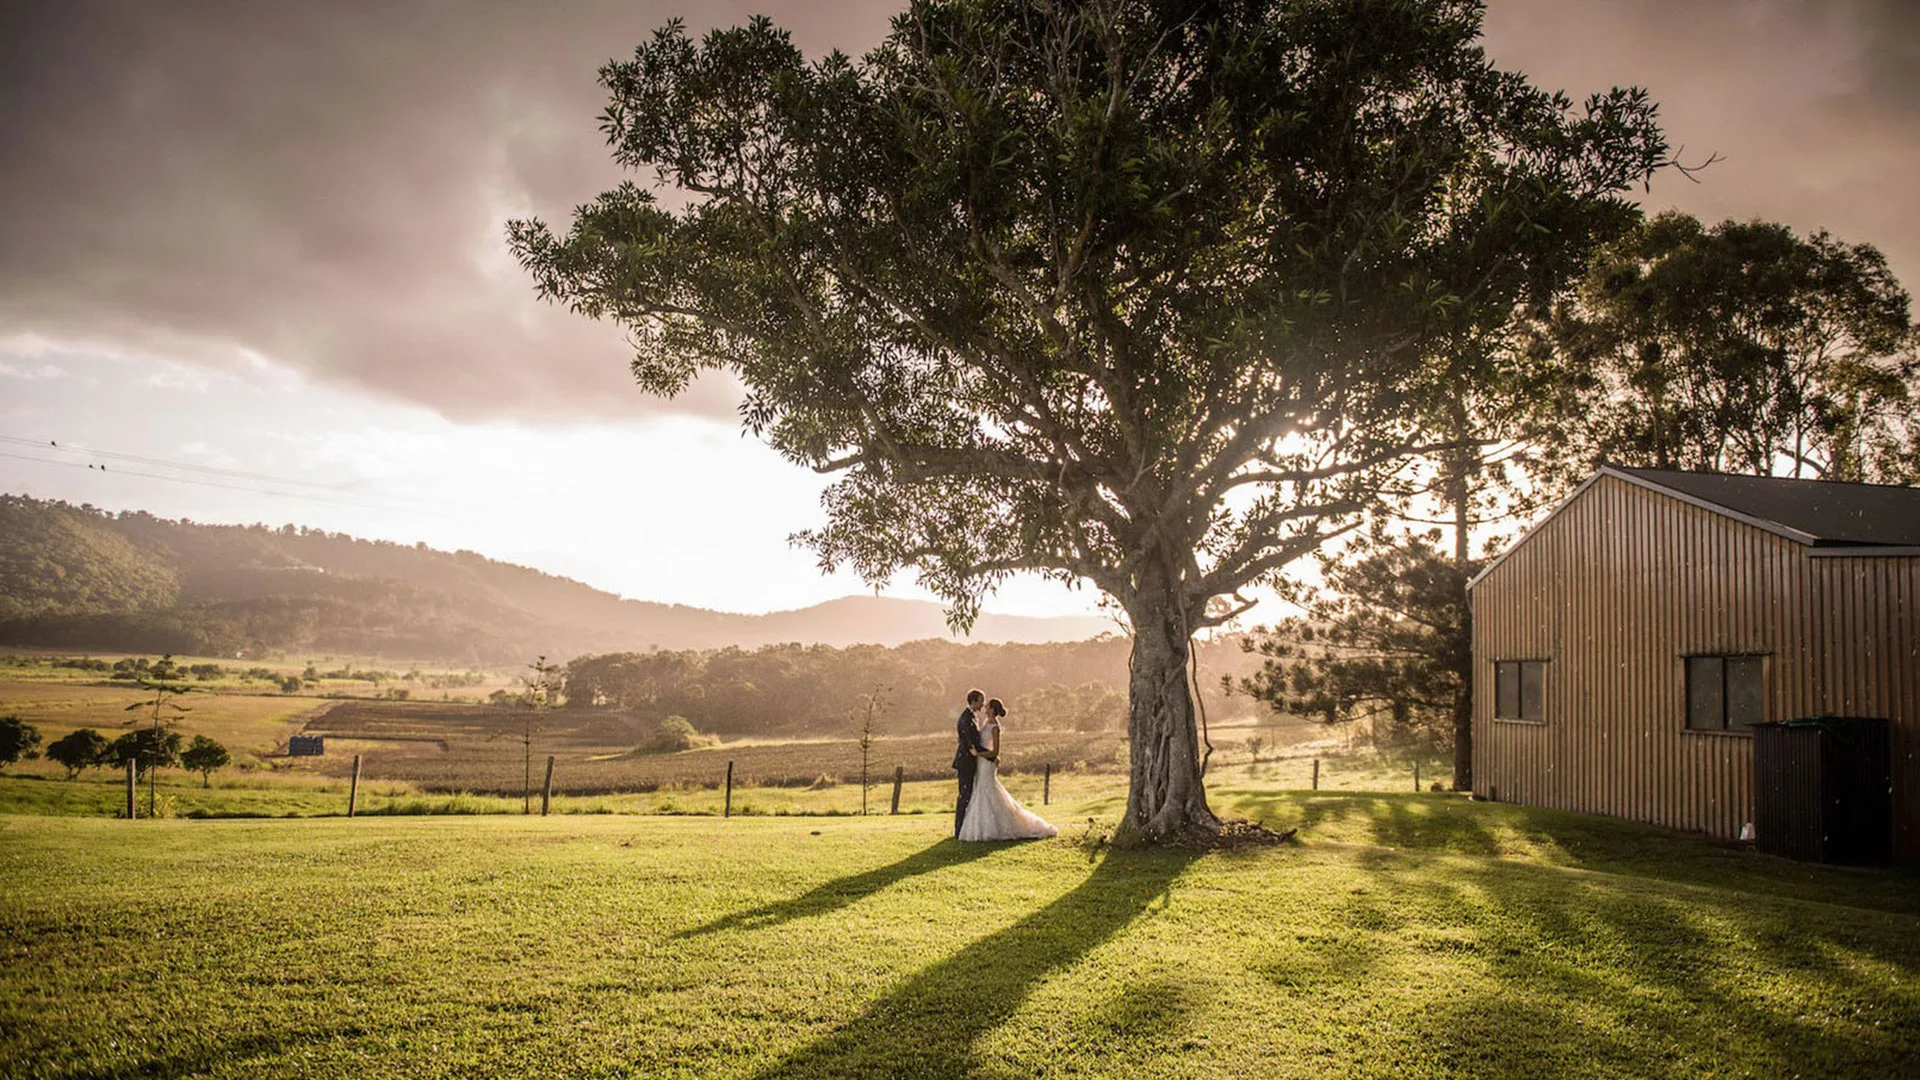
[638,715,709,754]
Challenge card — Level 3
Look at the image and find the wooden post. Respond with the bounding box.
[1414,758,1421,792]
[125,758,137,820]
[541,755,556,816]
[724,760,734,819]
[889,765,903,815]
[348,754,361,818]
[1043,763,1051,805]
[1312,758,1320,791]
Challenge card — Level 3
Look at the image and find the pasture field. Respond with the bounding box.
[0,678,320,757]
[298,700,1133,791]
[0,664,1448,820]
[0,752,1446,820]
[3,792,1916,1079]
[0,654,518,719]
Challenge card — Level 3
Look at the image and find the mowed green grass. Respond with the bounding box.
[3,793,1916,1080]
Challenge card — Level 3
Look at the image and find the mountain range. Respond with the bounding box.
[0,494,1112,663]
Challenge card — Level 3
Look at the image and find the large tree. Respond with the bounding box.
[512,0,1665,840]
[1539,211,1919,484]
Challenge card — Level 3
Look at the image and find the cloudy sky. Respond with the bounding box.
[2,0,1915,617]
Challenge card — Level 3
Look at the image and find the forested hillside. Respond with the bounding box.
[0,496,1110,661]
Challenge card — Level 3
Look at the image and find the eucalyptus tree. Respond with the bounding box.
[512,0,1666,840]
[1539,212,1919,485]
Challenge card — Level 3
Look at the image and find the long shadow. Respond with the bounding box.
[70,1026,345,1080]
[1227,790,1920,915]
[744,848,1196,1079]
[1264,843,1920,1079]
[675,839,1001,939]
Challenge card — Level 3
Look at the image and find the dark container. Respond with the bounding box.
[1751,716,1892,864]
[287,734,326,757]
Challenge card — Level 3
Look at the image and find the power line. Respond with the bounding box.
[0,433,387,497]
[0,447,480,520]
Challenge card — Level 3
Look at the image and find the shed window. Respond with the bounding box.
[1686,655,1765,731]
[1495,661,1545,722]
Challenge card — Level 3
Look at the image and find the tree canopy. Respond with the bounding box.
[0,716,40,769]
[1538,211,1919,484]
[181,735,231,788]
[512,0,1667,839]
[46,728,110,779]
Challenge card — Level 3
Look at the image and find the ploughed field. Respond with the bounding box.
[4,792,1916,1079]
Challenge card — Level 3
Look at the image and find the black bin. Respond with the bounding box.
[1751,716,1892,864]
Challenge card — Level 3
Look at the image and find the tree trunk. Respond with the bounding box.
[1450,646,1473,792]
[1120,576,1217,843]
[1447,428,1475,793]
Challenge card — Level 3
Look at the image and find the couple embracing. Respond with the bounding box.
[952,689,1058,842]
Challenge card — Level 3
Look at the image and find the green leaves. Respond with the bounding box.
[512,0,1667,634]
[1539,211,1919,483]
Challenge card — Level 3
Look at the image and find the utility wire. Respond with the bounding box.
[0,433,395,498]
[0,447,481,521]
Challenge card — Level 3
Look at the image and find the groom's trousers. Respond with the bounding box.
[954,758,978,837]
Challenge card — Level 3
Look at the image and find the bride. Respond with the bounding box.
[959,698,1058,841]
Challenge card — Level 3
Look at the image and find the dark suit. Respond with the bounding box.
[953,706,985,837]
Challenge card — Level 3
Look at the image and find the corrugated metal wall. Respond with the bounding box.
[1471,473,1920,861]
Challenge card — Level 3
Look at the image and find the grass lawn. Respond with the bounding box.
[3,792,1916,1079]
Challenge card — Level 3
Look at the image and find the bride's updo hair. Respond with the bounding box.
[986,698,1007,719]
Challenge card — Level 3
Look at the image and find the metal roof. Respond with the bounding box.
[1467,466,1920,590]
[1609,467,1920,546]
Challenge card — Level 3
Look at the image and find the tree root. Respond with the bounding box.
[1175,817,1296,851]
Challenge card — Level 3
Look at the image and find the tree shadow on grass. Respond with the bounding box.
[1226,790,1920,916]
[71,1026,352,1080]
[675,839,1001,939]
[744,848,1197,1080]
[1265,848,1920,1079]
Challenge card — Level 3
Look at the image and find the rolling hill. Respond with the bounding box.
[0,494,1110,662]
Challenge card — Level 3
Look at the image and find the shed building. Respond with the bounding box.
[1467,466,1920,861]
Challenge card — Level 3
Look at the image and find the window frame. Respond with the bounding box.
[1492,659,1548,724]
[1683,653,1768,735]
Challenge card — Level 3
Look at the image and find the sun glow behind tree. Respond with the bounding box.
[512,0,1668,841]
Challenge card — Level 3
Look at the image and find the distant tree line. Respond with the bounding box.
[562,636,1257,737]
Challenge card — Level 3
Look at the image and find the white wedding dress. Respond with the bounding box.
[958,722,1058,841]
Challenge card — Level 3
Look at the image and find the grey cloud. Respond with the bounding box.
[1481,0,1920,287]
[0,0,893,420]
[1,1,1914,423]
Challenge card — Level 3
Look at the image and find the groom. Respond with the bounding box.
[952,688,988,838]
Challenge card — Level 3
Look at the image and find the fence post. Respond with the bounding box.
[541,755,556,816]
[1043,763,1051,806]
[125,758,137,820]
[889,765,903,815]
[348,754,361,818]
[1414,758,1421,793]
[724,761,734,819]
[1312,758,1319,791]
